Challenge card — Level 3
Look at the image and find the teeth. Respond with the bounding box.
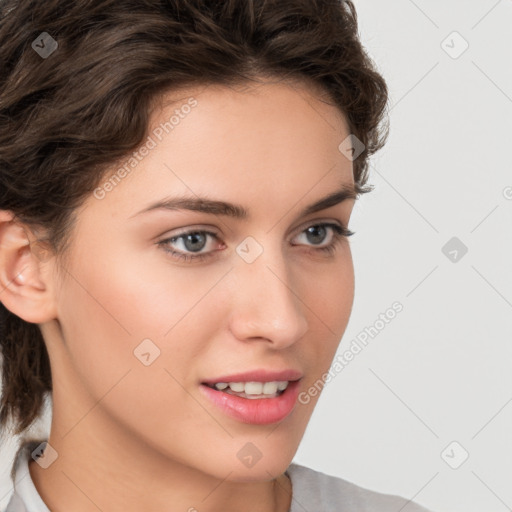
[228,382,245,392]
[212,381,289,395]
[245,382,263,395]
[262,382,278,394]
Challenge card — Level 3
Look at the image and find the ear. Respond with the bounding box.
[0,210,58,323]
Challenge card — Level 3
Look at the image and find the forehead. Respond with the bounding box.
[81,79,354,224]
[151,77,351,145]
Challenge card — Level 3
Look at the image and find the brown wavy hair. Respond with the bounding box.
[0,0,389,437]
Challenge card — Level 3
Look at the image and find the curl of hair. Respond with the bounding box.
[0,0,389,436]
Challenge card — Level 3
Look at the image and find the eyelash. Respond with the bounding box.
[157,223,355,263]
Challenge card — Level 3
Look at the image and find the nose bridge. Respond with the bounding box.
[227,236,309,346]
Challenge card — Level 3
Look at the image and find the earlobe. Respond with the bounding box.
[0,210,57,323]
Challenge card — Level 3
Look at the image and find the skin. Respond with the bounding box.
[0,78,357,511]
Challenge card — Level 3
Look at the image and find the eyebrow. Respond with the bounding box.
[131,183,358,220]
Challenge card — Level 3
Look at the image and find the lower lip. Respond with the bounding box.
[199,380,301,425]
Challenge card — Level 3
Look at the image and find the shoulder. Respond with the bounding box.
[285,463,434,512]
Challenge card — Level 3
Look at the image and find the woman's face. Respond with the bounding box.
[44,78,357,481]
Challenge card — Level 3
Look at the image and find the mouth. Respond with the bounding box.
[199,370,303,425]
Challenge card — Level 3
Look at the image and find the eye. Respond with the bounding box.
[292,223,354,253]
[157,222,355,263]
[157,229,222,263]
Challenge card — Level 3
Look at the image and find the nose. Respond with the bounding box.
[226,243,309,349]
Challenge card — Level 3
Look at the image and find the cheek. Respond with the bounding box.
[297,253,355,381]
[54,251,233,453]
[55,244,230,392]
[303,251,355,331]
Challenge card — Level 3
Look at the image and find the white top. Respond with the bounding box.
[5,440,433,512]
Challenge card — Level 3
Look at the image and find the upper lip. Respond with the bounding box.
[201,369,303,384]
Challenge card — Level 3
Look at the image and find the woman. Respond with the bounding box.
[0,0,434,510]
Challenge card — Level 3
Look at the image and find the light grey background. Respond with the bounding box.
[1,1,511,511]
